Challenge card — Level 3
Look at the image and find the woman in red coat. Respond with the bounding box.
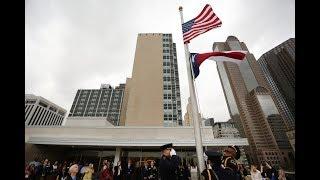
[99,160,113,180]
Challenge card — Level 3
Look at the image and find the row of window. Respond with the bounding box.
[73,104,120,111]
[169,78,179,84]
[80,91,112,95]
[163,62,171,66]
[164,96,176,100]
[77,92,111,97]
[163,70,178,75]
[164,117,178,121]
[164,104,178,109]
[25,100,36,104]
[164,114,178,118]
[163,69,172,73]
[265,152,278,155]
[164,85,173,90]
[49,106,57,112]
[163,55,173,59]
[163,76,176,81]
[38,101,48,108]
[163,63,178,68]
[162,38,171,42]
[76,97,121,104]
[164,84,180,89]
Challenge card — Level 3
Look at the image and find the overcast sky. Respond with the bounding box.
[25,0,294,122]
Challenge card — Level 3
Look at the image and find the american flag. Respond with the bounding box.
[182,4,222,44]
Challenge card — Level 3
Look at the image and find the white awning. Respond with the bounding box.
[25,126,249,147]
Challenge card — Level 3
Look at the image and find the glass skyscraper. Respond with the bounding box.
[215,36,294,168]
[258,38,295,130]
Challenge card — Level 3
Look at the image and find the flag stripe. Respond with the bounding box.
[184,18,221,38]
[190,51,247,79]
[183,24,221,42]
[182,4,222,44]
[194,4,210,20]
[193,15,219,29]
[195,51,247,66]
[194,6,214,23]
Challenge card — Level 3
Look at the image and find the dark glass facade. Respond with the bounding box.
[258,38,295,129]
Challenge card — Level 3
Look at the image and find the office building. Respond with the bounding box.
[25,94,66,126]
[215,36,293,168]
[120,33,182,126]
[183,97,201,126]
[258,38,295,130]
[212,120,248,165]
[67,84,125,126]
[212,120,240,139]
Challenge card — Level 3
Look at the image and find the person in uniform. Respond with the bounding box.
[202,145,241,180]
[222,145,240,172]
[159,143,181,180]
[221,145,241,180]
[201,151,221,180]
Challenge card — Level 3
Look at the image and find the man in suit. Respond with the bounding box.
[124,159,135,180]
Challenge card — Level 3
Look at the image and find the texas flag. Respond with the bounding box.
[190,51,247,78]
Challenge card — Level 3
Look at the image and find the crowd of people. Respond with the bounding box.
[25,157,196,180]
[25,143,293,180]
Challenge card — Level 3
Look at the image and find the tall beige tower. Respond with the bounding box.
[120,33,182,126]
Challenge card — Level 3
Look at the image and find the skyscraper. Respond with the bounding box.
[215,36,293,168]
[68,83,125,125]
[183,97,201,126]
[25,94,66,126]
[120,33,182,126]
[258,38,295,130]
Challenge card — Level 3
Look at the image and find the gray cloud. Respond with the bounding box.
[25,0,294,122]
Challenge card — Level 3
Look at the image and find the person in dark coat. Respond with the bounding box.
[177,163,185,180]
[124,159,135,180]
[182,164,191,180]
[99,160,113,180]
[159,143,181,180]
[41,159,53,180]
[147,161,158,180]
[142,161,149,180]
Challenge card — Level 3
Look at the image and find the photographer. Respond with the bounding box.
[159,143,181,180]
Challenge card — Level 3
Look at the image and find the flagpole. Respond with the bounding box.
[179,6,205,173]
